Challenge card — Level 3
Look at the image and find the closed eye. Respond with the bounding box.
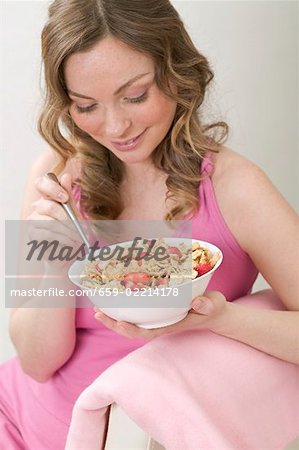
[74,91,148,114]
[75,104,97,114]
[125,92,148,104]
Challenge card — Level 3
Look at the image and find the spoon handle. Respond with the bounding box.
[46,172,90,248]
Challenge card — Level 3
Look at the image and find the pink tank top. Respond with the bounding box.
[192,153,258,300]
[25,153,258,423]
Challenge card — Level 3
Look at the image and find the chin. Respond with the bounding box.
[118,155,150,165]
[113,149,153,164]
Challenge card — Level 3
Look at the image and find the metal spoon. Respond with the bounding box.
[46,172,90,249]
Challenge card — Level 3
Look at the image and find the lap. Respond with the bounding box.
[0,358,69,450]
[101,290,299,449]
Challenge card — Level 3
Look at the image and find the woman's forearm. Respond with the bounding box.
[212,302,299,364]
[9,277,77,382]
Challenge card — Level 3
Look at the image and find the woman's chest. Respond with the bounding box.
[117,184,171,220]
[117,197,168,220]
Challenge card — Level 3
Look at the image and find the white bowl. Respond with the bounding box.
[68,238,223,329]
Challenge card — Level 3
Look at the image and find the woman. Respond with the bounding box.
[1,0,298,449]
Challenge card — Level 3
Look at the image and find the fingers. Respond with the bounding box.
[93,306,197,339]
[29,172,85,246]
[33,198,68,221]
[31,198,81,239]
[33,174,69,223]
[94,310,139,338]
[191,291,226,315]
[33,172,83,223]
[93,308,164,340]
[28,218,82,246]
[93,292,228,339]
[191,297,214,315]
[35,175,69,203]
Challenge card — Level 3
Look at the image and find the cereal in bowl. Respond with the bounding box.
[80,239,221,291]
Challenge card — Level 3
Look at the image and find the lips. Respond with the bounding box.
[111,129,147,152]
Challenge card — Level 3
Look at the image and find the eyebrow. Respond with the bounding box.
[67,72,151,100]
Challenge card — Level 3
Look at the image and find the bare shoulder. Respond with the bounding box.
[27,148,79,178]
[211,145,296,215]
[29,148,60,175]
[210,147,268,236]
[211,146,297,247]
[212,146,265,193]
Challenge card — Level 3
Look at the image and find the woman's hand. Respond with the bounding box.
[26,173,83,273]
[94,291,228,340]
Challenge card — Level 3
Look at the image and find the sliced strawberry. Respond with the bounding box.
[166,246,182,257]
[135,251,148,266]
[194,263,212,276]
[124,272,151,287]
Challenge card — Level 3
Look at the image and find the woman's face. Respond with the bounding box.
[64,36,177,165]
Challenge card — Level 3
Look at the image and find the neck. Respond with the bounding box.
[123,159,165,185]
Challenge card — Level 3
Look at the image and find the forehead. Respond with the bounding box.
[64,36,154,92]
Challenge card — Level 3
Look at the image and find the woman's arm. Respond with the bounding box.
[10,305,76,382]
[208,148,299,363]
[94,149,299,364]
[210,295,299,364]
[213,148,298,311]
[9,150,77,382]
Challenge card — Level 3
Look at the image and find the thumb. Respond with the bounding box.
[192,291,226,316]
[191,296,214,315]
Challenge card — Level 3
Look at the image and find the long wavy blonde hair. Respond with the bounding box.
[38,0,228,220]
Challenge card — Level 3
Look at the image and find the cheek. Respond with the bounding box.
[141,96,176,128]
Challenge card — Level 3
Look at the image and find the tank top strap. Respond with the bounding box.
[200,151,214,177]
[72,184,82,211]
[197,152,214,217]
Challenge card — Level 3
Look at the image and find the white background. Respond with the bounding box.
[1,1,298,362]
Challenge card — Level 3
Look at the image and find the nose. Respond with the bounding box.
[103,107,131,139]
